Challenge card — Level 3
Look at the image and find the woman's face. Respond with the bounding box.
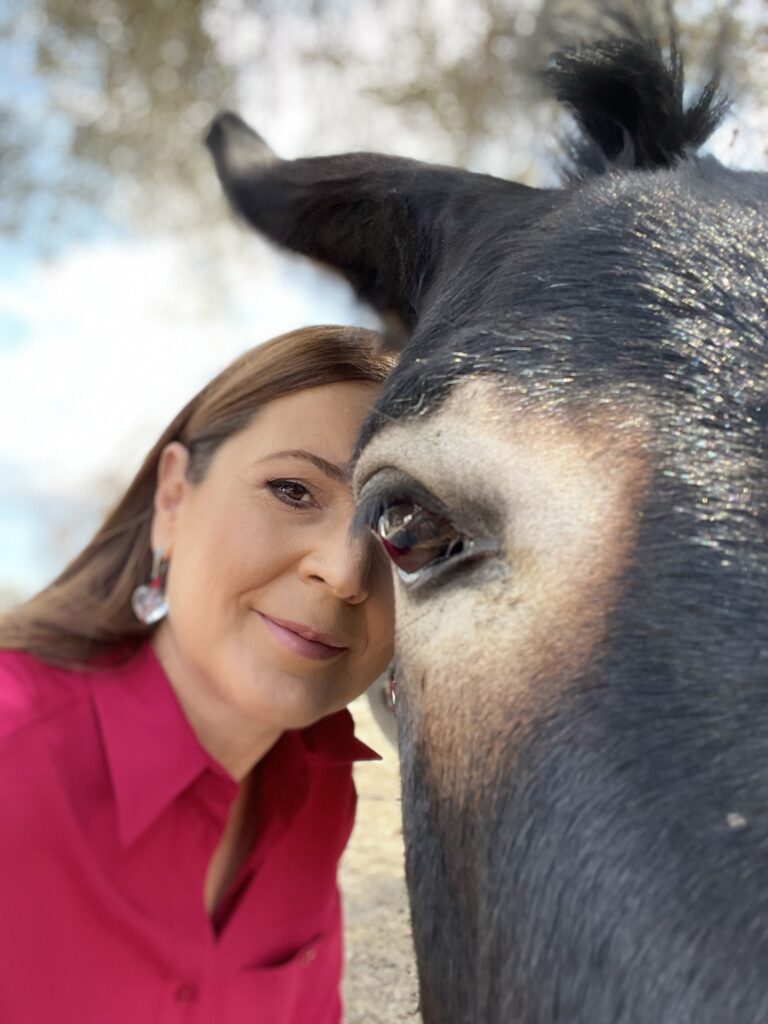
[151,380,394,732]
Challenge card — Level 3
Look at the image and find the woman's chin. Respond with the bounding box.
[242,672,338,731]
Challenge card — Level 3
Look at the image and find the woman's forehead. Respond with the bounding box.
[222,380,380,464]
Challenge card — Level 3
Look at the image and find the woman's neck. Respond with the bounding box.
[150,629,282,781]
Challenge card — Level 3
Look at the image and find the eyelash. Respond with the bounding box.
[267,479,315,508]
[355,478,453,539]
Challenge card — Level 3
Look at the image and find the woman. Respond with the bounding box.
[0,325,395,1024]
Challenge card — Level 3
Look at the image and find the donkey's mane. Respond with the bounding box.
[547,28,729,179]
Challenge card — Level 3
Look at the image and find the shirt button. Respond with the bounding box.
[174,981,199,1004]
[300,947,317,967]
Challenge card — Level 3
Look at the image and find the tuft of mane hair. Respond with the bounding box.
[546,27,729,179]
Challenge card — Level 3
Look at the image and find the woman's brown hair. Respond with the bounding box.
[0,325,394,666]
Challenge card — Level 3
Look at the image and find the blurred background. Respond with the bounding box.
[2,0,766,609]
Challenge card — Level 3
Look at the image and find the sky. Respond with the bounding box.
[0,1,387,601]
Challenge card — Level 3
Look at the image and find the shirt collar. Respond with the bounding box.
[92,643,235,847]
[92,644,381,846]
[296,707,381,766]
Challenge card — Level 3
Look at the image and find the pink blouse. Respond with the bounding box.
[0,644,379,1023]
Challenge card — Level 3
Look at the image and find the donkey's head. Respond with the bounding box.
[208,27,768,1024]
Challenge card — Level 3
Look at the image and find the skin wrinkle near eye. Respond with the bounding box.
[355,377,652,795]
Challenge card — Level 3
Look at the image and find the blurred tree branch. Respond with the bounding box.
[1,0,764,254]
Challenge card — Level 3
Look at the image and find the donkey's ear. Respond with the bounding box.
[206,112,533,348]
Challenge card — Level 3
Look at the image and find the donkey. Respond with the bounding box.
[206,24,768,1024]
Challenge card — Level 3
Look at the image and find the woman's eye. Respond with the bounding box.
[268,479,313,507]
[374,501,468,580]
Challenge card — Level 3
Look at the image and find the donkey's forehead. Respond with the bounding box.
[359,163,768,455]
[355,375,651,499]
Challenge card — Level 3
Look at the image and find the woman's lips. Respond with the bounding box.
[256,612,348,662]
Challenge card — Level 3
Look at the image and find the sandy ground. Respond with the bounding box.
[340,695,421,1023]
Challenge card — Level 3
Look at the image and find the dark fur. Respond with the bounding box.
[207,19,768,1024]
[546,17,729,176]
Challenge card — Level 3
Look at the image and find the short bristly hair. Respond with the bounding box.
[545,15,729,179]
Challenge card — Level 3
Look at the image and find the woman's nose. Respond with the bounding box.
[300,528,371,604]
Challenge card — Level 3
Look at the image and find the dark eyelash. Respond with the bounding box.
[354,473,454,537]
[353,491,390,537]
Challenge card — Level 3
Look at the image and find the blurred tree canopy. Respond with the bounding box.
[1,0,763,254]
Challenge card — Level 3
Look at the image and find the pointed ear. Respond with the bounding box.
[150,442,191,555]
[205,113,538,348]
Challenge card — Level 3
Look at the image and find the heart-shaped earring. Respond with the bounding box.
[131,548,170,625]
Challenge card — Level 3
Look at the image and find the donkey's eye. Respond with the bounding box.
[375,501,468,581]
[357,470,498,589]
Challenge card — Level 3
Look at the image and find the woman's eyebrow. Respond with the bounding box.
[260,449,349,483]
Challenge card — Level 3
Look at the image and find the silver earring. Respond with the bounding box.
[131,548,170,625]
